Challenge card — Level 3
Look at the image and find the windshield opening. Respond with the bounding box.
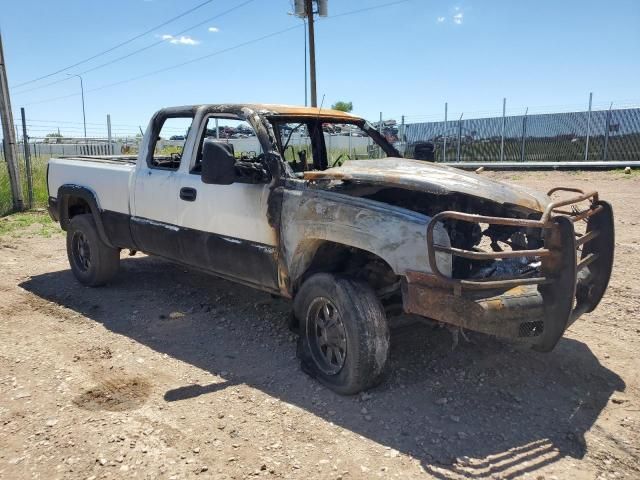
[269,117,398,173]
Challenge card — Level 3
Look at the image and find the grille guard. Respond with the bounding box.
[425,187,605,290]
[407,187,614,351]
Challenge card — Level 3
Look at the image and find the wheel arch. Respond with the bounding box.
[56,185,115,248]
[290,239,399,295]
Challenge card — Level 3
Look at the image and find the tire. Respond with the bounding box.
[66,214,120,287]
[294,273,390,395]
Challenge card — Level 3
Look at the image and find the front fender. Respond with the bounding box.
[280,188,451,284]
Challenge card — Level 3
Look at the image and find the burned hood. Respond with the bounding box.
[303,157,550,213]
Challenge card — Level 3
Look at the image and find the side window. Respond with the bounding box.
[191,117,261,174]
[149,116,193,170]
[278,122,315,171]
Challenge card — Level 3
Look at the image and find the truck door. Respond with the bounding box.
[131,115,193,259]
[172,115,279,291]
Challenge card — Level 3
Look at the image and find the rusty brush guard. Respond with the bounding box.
[404,188,614,351]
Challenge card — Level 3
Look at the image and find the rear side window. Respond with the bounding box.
[149,116,193,170]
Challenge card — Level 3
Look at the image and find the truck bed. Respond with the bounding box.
[48,156,136,215]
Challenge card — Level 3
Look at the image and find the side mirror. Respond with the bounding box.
[201,139,236,185]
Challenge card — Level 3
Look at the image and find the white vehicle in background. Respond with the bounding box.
[47,103,614,394]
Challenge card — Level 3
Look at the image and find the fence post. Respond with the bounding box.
[400,115,405,154]
[443,102,448,162]
[20,108,33,209]
[584,92,593,161]
[107,114,112,154]
[500,97,506,162]
[456,113,463,162]
[520,108,528,162]
[603,102,612,161]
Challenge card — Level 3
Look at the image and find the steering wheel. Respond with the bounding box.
[331,153,351,168]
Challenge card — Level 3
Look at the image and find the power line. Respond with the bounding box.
[329,0,410,19]
[10,0,217,89]
[22,24,303,107]
[11,0,256,96]
[18,1,413,108]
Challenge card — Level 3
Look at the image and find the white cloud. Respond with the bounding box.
[452,12,463,24]
[437,16,445,23]
[161,34,200,46]
[208,27,220,33]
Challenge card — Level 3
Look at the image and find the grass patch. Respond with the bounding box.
[612,167,640,179]
[1,154,49,217]
[0,211,60,238]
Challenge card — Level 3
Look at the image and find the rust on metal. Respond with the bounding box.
[303,158,552,212]
[423,187,604,291]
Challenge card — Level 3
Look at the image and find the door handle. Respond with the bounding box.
[179,187,197,201]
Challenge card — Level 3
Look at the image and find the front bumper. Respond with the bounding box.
[402,188,614,351]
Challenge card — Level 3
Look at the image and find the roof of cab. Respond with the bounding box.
[210,103,360,119]
[253,103,357,118]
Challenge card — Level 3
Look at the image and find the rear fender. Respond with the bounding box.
[56,184,115,249]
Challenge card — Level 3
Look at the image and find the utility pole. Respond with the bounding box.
[294,0,327,108]
[305,0,317,107]
[303,18,308,107]
[0,32,24,211]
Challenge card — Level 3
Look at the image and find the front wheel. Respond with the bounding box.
[294,273,390,395]
[66,214,120,287]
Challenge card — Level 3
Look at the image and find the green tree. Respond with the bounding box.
[331,101,353,113]
[45,132,63,138]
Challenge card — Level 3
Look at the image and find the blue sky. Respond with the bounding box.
[1,0,639,137]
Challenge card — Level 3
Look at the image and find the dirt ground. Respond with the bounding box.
[0,171,638,480]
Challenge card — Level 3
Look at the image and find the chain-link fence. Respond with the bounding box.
[1,141,51,216]
[402,107,640,162]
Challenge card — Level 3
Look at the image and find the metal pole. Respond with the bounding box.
[500,97,506,162]
[603,102,612,161]
[378,112,383,159]
[215,118,219,139]
[306,0,317,107]
[20,108,33,209]
[0,32,24,211]
[80,75,86,139]
[520,107,528,162]
[457,113,463,162]
[303,17,308,107]
[584,92,593,161]
[67,73,87,139]
[107,114,112,153]
[400,114,405,153]
[443,102,448,162]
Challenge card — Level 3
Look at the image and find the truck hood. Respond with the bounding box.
[303,158,550,213]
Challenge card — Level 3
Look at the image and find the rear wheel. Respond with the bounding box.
[66,214,119,287]
[294,273,389,395]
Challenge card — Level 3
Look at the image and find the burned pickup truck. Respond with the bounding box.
[47,104,614,394]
